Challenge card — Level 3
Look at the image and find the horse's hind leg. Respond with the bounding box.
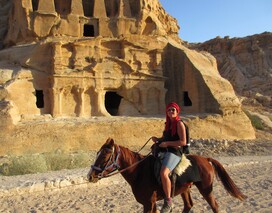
[181,190,193,213]
[195,183,218,213]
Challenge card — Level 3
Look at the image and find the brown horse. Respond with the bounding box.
[87,138,246,213]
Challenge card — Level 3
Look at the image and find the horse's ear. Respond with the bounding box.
[106,137,115,146]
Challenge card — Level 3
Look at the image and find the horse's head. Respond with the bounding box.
[87,138,121,183]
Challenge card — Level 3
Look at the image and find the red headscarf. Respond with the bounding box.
[165,102,180,136]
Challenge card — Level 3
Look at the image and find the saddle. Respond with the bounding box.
[154,154,201,187]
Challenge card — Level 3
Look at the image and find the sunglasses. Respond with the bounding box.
[167,108,176,112]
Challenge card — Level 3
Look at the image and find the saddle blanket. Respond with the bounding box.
[154,154,201,185]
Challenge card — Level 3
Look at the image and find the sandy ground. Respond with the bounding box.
[1,141,272,213]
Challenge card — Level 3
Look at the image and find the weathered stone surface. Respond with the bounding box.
[0,115,255,157]
[0,0,255,158]
[190,32,272,108]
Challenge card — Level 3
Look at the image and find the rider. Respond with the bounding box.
[152,102,187,213]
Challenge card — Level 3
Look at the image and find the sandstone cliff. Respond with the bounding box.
[0,0,255,158]
[190,32,272,109]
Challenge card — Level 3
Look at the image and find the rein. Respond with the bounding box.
[136,137,152,153]
[103,150,152,178]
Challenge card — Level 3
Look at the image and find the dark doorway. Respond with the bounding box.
[84,24,95,37]
[183,91,192,106]
[105,92,122,116]
[35,90,44,108]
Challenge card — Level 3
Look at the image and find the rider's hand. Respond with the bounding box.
[151,137,159,143]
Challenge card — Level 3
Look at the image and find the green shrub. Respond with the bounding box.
[70,152,92,169]
[244,111,264,130]
[0,163,10,176]
[0,151,95,176]
[44,151,91,171]
[45,152,72,171]
[7,155,48,176]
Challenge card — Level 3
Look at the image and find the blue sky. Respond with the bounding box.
[159,0,272,43]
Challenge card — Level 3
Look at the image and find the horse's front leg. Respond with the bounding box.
[143,204,158,213]
[181,189,193,213]
[143,191,158,213]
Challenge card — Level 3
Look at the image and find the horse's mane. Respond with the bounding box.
[118,145,146,162]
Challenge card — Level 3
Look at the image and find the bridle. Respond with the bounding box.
[90,143,152,179]
[90,145,121,179]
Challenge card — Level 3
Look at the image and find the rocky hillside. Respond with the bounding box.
[190,32,272,134]
[190,32,272,109]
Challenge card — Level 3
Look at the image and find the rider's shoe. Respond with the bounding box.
[160,199,173,213]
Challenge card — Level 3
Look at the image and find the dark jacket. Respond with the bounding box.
[158,128,183,156]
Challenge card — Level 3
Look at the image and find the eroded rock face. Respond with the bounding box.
[1,0,180,47]
[0,0,245,119]
[0,0,182,121]
[191,32,272,108]
[0,0,255,156]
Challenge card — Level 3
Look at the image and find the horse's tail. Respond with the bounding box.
[208,158,247,201]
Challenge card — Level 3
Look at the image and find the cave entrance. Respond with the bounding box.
[105,91,122,116]
[35,90,44,108]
